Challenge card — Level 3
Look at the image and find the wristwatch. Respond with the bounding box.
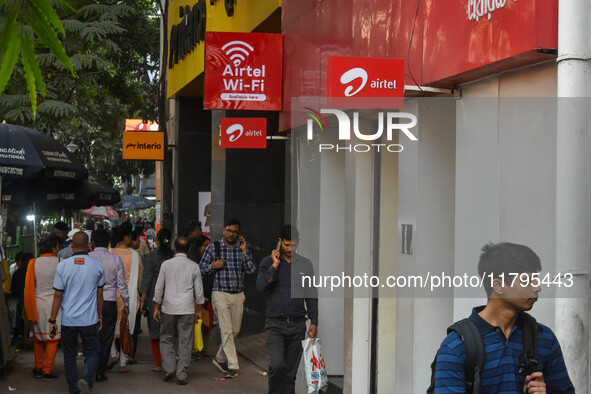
[48,319,56,324]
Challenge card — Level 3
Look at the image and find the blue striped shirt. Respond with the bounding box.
[435,307,574,393]
[199,239,256,293]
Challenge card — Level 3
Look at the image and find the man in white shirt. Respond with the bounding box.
[153,236,205,385]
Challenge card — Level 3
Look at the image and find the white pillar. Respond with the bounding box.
[555,0,591,391]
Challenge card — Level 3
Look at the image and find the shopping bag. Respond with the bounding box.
[2,259,10,293]
[119,317,134,356]
[302,337,328,393]
[193,319,203,352]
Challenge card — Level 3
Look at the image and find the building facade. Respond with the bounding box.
[162,0,590,392]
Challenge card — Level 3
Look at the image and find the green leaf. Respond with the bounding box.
[21,32,39,118]
[0,1,19,64]
[21,31,46,96]
[29,5,77,77]
[25,0,66,36]
[0,26,21,96]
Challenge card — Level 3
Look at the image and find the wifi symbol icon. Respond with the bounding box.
[222,40,254,67]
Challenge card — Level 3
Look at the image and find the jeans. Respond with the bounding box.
[61,323,100,394]
[97,301,117,375]
[265,318,307,394]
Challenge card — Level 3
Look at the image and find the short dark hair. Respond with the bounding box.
[183,220,202,237]
[111,222,133,246]
[280,225,299,241]
[85,219,95,231]
[92,229,111,248]
[39,235,61,254]
[478,242,542,297]
[131,228,143,241]
[225,218,241,228]
[174,236,191,253]
[71,232,89,249]
[54,222,68,231]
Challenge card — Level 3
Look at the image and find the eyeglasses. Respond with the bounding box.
[224,229,239,234]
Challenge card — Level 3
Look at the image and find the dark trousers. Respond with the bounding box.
[97,301,117,375]
[62,323,100,394]
[265,318,306,394]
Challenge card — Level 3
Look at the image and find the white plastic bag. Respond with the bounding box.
[302,337,328,393]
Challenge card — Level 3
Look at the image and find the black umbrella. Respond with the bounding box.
[1,178,94,208]
[86,173,121,207]
[0,123,88,181]
[1,173,120,209]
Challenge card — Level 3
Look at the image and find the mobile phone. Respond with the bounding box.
[276,239,282,250]
[50,325,57,337]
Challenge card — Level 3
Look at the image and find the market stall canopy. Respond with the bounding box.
[0,123,88,181]
[81,206,119,219]
[115,194,156,211]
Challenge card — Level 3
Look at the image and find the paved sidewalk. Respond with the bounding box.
[0,317,268,393]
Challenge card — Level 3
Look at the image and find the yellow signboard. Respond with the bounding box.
[122,131,165,160]
[167,0,282,98]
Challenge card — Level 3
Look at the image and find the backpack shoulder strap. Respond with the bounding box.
[214,241,221,260]
[448,318,485,394]
[519,312,539,376]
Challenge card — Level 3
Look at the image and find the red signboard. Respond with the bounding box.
[422,0,557,85]
[205,32,283,111]
[221,118,267,149]
[326,56,404,108]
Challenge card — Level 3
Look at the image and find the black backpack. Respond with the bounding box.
[202,241,221,299]
[427,312,539,394]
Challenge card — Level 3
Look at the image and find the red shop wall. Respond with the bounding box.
[282,0,557,103]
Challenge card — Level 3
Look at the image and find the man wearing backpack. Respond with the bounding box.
[199,219,256,379]
[431,242,574,393]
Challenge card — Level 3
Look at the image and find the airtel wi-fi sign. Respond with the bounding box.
[205,32,283,111]
[221,118,267,149]
[326,56,405,109]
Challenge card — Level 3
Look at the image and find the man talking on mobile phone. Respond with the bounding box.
[199,218,256,379]
[256,225,318,394]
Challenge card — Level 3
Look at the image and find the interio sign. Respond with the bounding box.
[204,31,283,111]
[221,118,267,149]
[122,119,164,160]
[326,56,404,109]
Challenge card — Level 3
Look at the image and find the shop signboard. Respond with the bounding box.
[122,119,164,160]
[220,117,267,149]
[326,56,404,109]
[205,31,283,111]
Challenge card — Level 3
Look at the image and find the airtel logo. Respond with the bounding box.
[340,68,368,96]
[226,123,243,142]
[339,67,398,96]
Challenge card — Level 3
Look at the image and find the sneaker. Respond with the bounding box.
[151,366,163,372]
[106,357,118,370]
[42,373,58,380]
[191,351,203,361]
[77,379,92,394]
[224,369,238,379]
[119,366,130,373]
[32,368,43,378]
[212,358,229,373]
[95,373,108,382]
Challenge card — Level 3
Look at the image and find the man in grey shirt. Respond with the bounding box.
[153,236,205,385]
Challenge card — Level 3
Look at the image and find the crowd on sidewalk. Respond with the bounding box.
[4,219,319,394]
